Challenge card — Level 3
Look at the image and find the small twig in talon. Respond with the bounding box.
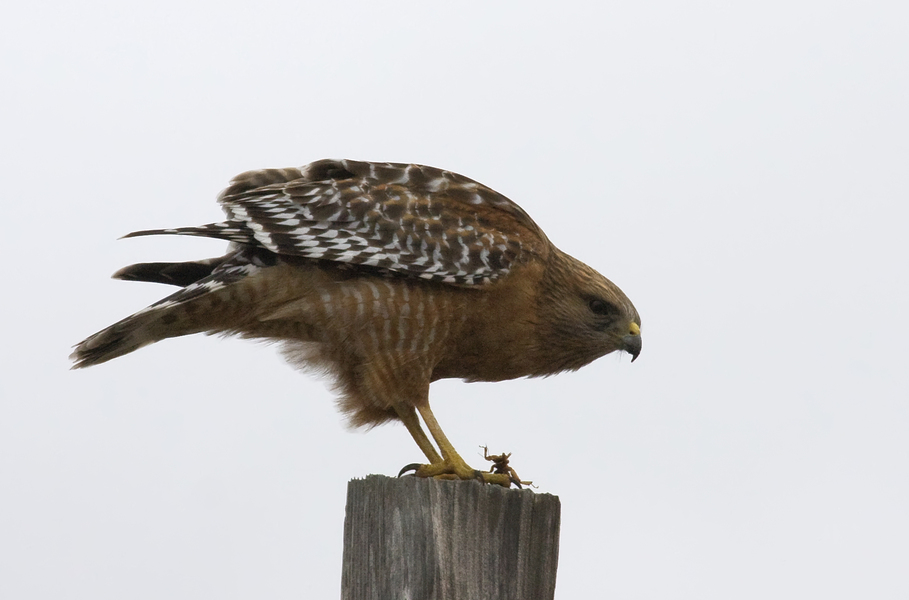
[480,445,534,488]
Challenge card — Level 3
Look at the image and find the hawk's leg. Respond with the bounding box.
[393,404,443,464]
[410,403,513,487]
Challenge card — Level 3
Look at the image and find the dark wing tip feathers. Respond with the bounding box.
[120,224,255,245]
[113,259,223,287]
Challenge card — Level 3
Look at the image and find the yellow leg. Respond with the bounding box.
[414,403,512,487]
[393,403,443,464]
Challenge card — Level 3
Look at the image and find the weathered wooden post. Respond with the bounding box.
[341,475,561,600]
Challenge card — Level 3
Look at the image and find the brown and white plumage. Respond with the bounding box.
[126,160,547,285]
[71,159,642,485]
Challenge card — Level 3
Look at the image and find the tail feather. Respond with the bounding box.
[70,311,177,368]
[71,250,266,369]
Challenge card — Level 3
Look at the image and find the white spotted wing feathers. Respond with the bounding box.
[127,159,548,285]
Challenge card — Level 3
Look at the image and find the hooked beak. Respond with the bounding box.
[623,322,642,362]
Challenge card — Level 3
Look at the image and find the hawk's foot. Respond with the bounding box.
[398,457,514,487]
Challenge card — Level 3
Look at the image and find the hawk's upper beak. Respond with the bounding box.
[623,322,642,362]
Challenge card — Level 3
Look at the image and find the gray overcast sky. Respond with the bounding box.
[2,2,907,598]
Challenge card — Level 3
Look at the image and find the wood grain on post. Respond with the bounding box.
[341,475,561,600]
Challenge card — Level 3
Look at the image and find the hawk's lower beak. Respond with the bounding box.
[623,322,642,362]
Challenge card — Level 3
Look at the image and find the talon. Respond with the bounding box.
[394,460,513,487]
[398,463,422,477]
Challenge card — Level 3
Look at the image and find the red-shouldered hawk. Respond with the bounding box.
[71,159,642,487]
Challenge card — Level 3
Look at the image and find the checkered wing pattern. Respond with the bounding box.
[127,159,548,285]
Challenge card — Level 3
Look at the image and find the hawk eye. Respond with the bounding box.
[588,298,618,317]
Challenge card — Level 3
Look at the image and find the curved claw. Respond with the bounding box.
[398,463,422,477]
[510,476,523,489]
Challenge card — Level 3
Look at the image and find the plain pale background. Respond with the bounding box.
[2,2,907,598]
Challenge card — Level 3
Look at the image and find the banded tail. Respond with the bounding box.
[70,249,268,368]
